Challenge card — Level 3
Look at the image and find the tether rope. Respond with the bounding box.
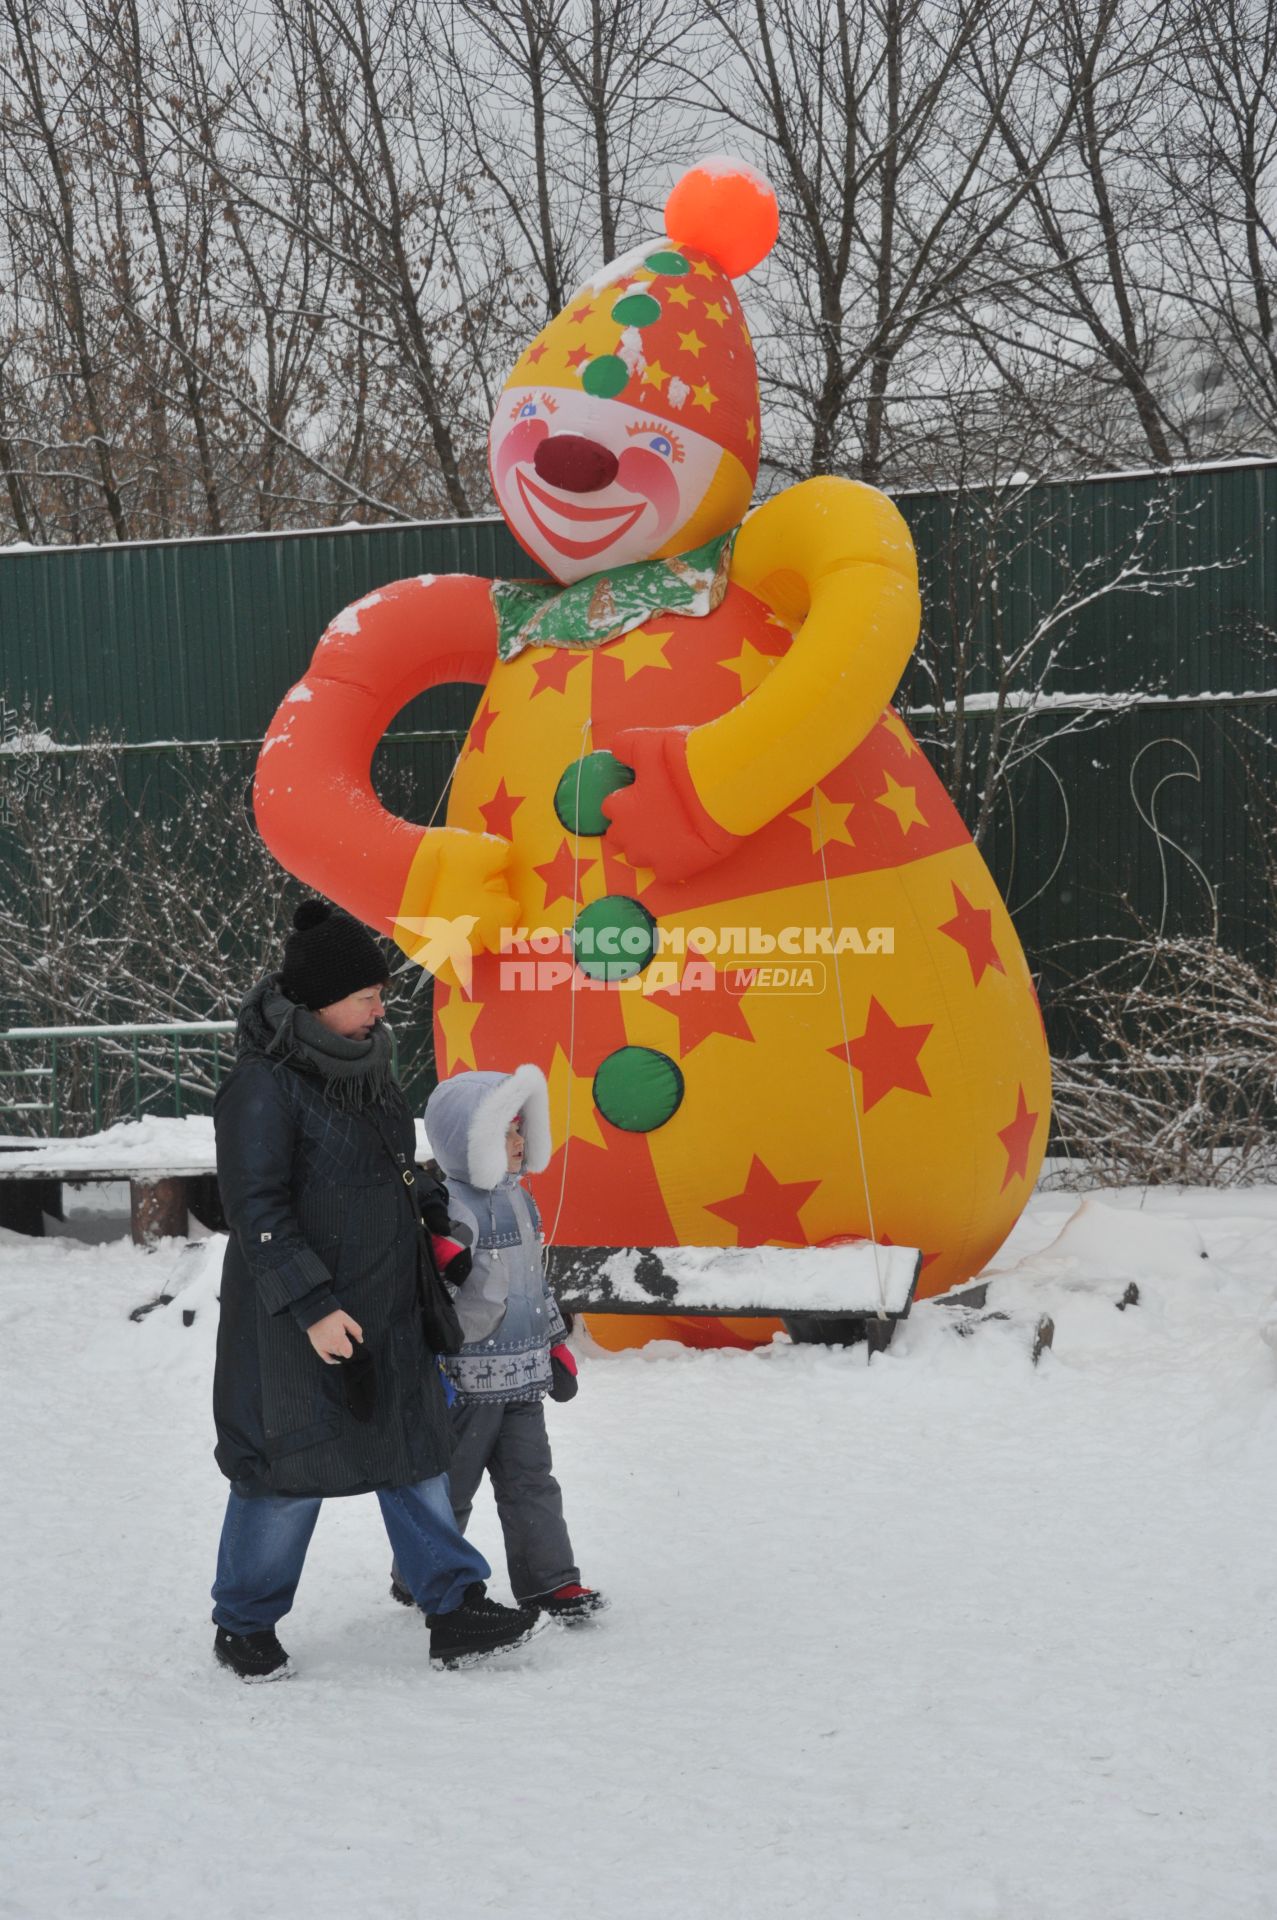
[545,712,593,1252]
[814,786,888,1318]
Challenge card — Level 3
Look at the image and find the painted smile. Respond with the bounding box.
[514,468,648,560]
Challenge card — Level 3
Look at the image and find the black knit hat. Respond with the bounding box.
[279,900,390,1010]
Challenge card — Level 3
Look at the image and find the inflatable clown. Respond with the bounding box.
[255,160,1052,1343]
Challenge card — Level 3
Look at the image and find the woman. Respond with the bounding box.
[209,900,542,1678]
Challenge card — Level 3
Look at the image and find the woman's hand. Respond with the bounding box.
[307,1308,364,1363]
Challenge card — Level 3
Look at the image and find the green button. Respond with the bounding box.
[554,751,635,835]
[572,896,657,982]
[644,251,689,276]
[593,1046,685,1132]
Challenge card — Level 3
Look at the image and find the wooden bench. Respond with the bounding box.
[0,1117,432,1248]
[1,1122,923,1350]
[0,1129,222,1244]
[546,1241,922,1351]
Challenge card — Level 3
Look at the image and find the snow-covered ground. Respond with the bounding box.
[2,1182,1275,1919]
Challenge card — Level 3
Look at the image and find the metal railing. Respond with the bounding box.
[0,1019,405,1136]
[0,1021,238,1134]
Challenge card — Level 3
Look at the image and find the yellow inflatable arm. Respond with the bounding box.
[688,476,921,836]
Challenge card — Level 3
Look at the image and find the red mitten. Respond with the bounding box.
[602,727,741,882]
[548,1342,579,1402]
[431,1234,472,1285]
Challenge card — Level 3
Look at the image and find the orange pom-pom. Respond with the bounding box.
[664,157,779,278]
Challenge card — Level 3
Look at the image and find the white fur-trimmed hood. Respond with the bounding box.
[423,1064,552,1189]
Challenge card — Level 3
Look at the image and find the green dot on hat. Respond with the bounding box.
[582,355,629,399]
[611,291,662,328]
[645,250,689,275]
[593,1046,685,1132]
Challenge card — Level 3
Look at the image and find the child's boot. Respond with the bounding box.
[530,1583,608,1622]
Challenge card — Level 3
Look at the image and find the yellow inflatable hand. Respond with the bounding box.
[392,827,522,991]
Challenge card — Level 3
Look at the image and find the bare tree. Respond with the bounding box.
[970,0,1193,469]
[1160,0,1277,453]
[682,0,1117,487]
[0,0,133,537]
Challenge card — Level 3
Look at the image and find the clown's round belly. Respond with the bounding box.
[435,582,1050,1299]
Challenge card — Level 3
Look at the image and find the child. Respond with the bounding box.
[391,1063,605,1621]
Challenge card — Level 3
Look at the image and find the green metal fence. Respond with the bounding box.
[1,463,1273,1113]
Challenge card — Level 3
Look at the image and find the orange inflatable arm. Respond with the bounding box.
[691,476,921,835]
[254,574,517,967]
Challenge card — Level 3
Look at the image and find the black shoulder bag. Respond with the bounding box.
[364,1108,464,1357]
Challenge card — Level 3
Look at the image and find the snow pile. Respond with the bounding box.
[594,1239,918,1312]
[1,1184,1275,1918]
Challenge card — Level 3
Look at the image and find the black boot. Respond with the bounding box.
[214,1626,292,1682]
[390,1575,416,1608]
[426,1583,543,1668]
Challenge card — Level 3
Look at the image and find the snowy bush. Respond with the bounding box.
[0,727,436,1132]
[1049,934,1277,1187]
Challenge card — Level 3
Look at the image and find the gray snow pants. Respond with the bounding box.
[393,1396,579,1604]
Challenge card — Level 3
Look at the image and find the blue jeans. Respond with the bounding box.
[211,1473,490,1637]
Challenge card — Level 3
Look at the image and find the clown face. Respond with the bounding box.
[489,239,763,585]
[491,386,744,585]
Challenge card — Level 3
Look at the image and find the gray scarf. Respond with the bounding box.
[236,974,396,1111]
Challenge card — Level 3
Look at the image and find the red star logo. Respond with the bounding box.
[997,1086,1039,1191]
[531,650,585,698]
[569,303,593,325]
[526,341,548,364]
[534,839,595,910]
[706,1156,821,1246]
[647,962,754,1056]
[467,703,497,754]
[939,884,1004,986]
[831,997,933,1112]
[566,343,591,371]
[479,779,524,839]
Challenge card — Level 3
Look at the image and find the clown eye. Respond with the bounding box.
[517,401,538,419]
[626,419,685,462]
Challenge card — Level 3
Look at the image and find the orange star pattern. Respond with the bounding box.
[467,703,497,754]
[997,1087,1039,1190]
[479,779,524,838]
[646,961,755,1056]
[534,840,595,911]
[939,884,1004,986]
[831,996,933,1112]
[706,1156,821,1245]
[531,650,585,698]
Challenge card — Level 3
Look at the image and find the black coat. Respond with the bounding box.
[212,1047,452,1498]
